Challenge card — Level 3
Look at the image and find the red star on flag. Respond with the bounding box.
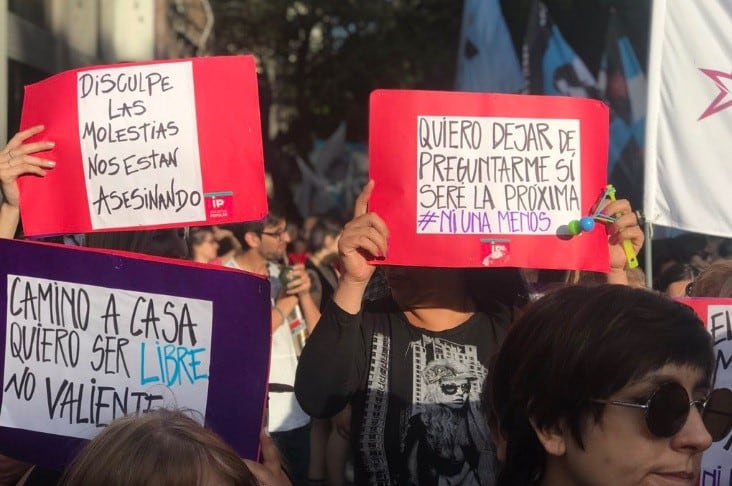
[699,68,732,120]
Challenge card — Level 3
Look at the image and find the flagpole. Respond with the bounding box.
[644,222,653,288]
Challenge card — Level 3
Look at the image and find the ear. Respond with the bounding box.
[530,419,567,457]
[244,231,261,249]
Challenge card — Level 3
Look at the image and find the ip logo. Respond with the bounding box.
[204,192,233,219]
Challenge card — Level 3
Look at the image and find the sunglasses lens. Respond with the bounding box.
[647,382,690,437]
[703,388,732,442]
[441,384,457,395]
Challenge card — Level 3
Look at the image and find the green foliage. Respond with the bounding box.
[210,0,461,153]
[211,0,649,161]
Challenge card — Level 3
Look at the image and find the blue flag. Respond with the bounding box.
[455,0,523,93]
[598,10,647,210]
[522,0,598,98]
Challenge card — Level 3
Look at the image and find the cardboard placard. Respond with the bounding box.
[0,239,271,470]
[679,298,732,484]
[19,56,267,236]
[369,90,610,270]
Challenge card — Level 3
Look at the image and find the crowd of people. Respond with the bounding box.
[1,123,732,486]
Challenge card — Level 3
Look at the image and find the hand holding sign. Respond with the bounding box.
[339,181,389,283]
[601,198,643,272]
[334,180,389,314]
[0,126,56,238]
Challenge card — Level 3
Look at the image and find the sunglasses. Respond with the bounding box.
[440,382,472,396]
[592,382,732,441]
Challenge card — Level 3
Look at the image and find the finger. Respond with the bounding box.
[612,225,644,249]
[3,164,48,179]
[4,125,45,149]
[259,430,284,473]
[608,211,637,234]
[350,233,386,258]
[287,275,309,291]
[13,155,56,169]
[5,140,55,158]
[353,180,375,218]
[600,199,631,219]
[344,213,389,242]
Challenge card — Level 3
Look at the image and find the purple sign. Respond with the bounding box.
[0,238,271,471]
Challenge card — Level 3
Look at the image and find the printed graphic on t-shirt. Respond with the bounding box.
[360,334,496,486]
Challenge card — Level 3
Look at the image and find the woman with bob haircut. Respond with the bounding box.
[485,284,732,486]
[60,408,290,486]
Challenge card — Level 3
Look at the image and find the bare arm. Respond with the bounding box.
[0,126,56,238]
[333,180,389,314]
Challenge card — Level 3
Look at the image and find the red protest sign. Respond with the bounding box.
[18,56,267,237]
[677,298,732,483]
[368,89,610,270]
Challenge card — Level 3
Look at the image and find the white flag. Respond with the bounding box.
[644,0,732,237]
[455,0,523,93]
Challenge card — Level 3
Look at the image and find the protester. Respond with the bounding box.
[305,216,342,312]
[300,215,352,486]
[686,259,732,298]
[224,213,320,486]
[625,266,647,289]
[59,408,290,486]
[0,125,56,239]
[655,262,700,297]
[486,284,732,486]
[85,228,189,259]
[187,226,241,264]
[295,181,644,484]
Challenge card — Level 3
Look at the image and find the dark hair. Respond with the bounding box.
[654,263,700,293]
[485,284,713,486]
[688,259,732,298]
[306,217,342,254]
[61,409,257,486]
[86,229,188,259]
[225,212,285,251]
[186,227,215,257]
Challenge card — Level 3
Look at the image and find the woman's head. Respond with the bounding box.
[187,227,219,263]
[486,285,717,486]
[61,409,257,486]
[306,217,342,256]
[687,259,732,298]
[423,360,476,410]
[655,263,700,297]
[86,229,188,259]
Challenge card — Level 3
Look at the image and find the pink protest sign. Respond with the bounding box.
[19,55,267,236]
[678,298,732,484]
[369,89,610,271]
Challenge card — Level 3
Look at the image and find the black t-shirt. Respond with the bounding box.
[295,298,509,486]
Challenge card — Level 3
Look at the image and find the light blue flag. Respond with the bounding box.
[455,0,524,93]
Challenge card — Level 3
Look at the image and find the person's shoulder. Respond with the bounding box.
[363,296,400,314]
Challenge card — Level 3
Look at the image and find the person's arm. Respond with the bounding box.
[0,126,56,238]
[295,300,365,418]
[332,180,389,313]
[295,180,388,418]
[603,198,644,285]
